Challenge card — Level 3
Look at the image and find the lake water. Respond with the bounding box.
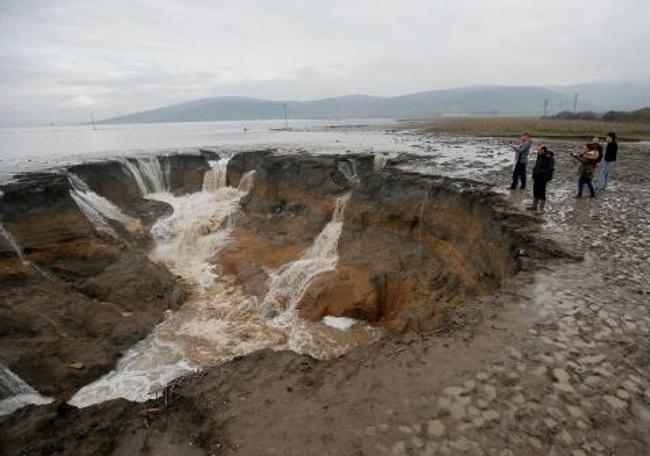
[0,119,407,182]
[0,118,513,183]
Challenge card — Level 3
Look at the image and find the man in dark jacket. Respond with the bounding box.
[510,133,532,190]
[596,132,618,190]
[527,145,554,212]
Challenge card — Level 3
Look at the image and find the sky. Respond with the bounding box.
[1,0,649,126]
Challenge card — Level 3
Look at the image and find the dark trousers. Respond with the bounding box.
[511,163,526,189]
[533,178,547,200]
[578,177,595,197]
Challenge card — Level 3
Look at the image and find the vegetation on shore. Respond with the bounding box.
[422,115,650,140]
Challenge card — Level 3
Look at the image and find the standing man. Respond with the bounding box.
[527,145,554,212]
[510,133,532,190]
[597,132,618,190]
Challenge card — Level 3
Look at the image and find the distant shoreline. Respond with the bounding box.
[418,116,650,141]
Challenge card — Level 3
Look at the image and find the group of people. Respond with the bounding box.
[508,132,618,212]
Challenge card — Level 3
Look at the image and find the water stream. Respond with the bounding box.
[69,168,379,407]
[0,364,52,416]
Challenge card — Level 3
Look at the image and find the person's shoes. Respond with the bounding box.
[575,194,582,199]
[590,193,596,198]
[539,201,546,213]
[509,185,516,190]
[520,186,526,190]
[525,206,537,211]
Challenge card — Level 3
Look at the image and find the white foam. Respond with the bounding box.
[0,364,53,416]
[322,316,358,331]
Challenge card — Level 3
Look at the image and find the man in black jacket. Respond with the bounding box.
[597,132,618,190]
[527,145,554,212]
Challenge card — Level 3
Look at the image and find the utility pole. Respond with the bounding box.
[573,93,579,113]
[543,99,549,118]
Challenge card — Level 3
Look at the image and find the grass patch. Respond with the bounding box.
[421,117,650,141]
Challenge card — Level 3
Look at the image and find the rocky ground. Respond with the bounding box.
[1,138,649,455]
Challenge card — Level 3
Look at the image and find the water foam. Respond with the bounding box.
[0,364,52,416]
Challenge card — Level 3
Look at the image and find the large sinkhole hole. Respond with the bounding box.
[0,150,541,410]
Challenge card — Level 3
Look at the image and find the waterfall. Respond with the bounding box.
[69,173,142,240]
[374,152,390,171]
[202,157,231,192]
[70,177,259,407]
[121,157,170,195]
[263,193,351,316]
[337,160,360,185]
[0,222,53,279]
[0,364,52,416]
[0,222,27,264]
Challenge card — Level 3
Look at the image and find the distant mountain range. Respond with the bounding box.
[100,82,650,124]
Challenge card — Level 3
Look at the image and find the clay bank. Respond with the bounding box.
[0,149,559,416]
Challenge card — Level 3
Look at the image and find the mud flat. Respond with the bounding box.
[2,140,649,455]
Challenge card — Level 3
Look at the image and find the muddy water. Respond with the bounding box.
[70,173,380,407]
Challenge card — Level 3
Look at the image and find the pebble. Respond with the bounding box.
[398,425,414,434]
[442,386,464,396]
[475,371,490,381]
[410,436,424,449]
[552,368,571,383]
[422,441,439,456]
[616,389,630,400]
[603,395,627,410]
[392,441,407,456]
[482,409,500,421]
[566,405,583,418]
[483,384,497,402]
[427,419,446,438]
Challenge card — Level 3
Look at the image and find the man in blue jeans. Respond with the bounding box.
[597,132,618,190]
[510,133,532,190]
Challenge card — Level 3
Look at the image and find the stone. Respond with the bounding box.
[448,402,466,419]
[578,354,605,365]
[482,410,500,421]
[532,365,547,376]
[68,362,85,370]
[442,386,464,396]
[475,372,490,381]
[603,395,627,410]
[427,419,446,438]
[554,382,576,393]
[392,441,407,456]
[411,436,424,449]
[566,405,583,418]
[422,441,439,456]
[552,368,571,383]
[476,399,489,409]
[483,384,497,402]
[398,425,414,434]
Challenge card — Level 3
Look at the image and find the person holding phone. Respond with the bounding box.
[509,133,532,190]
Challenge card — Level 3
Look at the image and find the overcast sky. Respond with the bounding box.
[1,0,649,125]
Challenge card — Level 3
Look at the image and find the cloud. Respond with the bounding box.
[62,94,98,109]
[1,0,649,125]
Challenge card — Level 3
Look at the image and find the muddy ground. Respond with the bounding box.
[1,137,649,456]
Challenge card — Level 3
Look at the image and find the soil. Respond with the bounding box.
[1,138,649,456]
